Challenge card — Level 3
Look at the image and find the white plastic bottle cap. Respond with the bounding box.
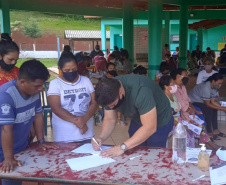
[200,143,206,151]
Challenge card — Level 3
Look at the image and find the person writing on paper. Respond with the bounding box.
[92,74,173,157]
[48,53,98,143]
[189,73,226,140]
[0,60,58,185]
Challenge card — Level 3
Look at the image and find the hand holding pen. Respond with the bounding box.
[91,137,103,151]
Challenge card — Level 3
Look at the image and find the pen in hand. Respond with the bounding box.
[92,137,102,151]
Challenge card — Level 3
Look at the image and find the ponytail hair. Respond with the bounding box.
[0,33,19,56]
[205,73,223,82]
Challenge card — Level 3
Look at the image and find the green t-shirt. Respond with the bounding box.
[107,74,172,127]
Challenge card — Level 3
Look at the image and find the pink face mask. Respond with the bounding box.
[169,85,178,94]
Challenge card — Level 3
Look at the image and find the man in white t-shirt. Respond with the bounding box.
[196,57,217,84]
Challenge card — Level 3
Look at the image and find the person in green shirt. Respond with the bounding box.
[92,74,173,157]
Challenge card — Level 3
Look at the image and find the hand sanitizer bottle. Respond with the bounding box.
[198,143,209,172]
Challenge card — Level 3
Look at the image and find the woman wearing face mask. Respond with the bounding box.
[189,73,226,140]
[170,68,204,124]
[196,57,217,84]
[108,53,123,71]
[0,33,19,86]
[160,75,219,149]
[48,52,98,143]
[155,62,170,83]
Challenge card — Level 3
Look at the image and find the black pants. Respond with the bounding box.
[193,102,218,133]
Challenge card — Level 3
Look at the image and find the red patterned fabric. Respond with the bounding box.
[0,66,19,86]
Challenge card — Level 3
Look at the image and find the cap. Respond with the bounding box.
[200,143,206,151]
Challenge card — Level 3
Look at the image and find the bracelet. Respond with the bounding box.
[37,138,45,144]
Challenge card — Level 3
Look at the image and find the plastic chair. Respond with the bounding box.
[40,82,52,136]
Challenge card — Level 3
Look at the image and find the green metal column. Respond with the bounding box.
[148,0,162,79]
[101,20,107,55]
[179,4,188,69]
[0,0,11,34]
[203,30,207,52]
[123,0,134,64]
[197,28,203,51]
[164,11,171,46]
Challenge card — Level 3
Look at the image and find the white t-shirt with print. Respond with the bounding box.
[196,70,218,84]
[48,76,95,142]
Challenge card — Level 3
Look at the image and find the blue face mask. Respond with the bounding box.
[62,71,78,82]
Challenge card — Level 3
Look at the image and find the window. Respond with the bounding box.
[170,35,179,44]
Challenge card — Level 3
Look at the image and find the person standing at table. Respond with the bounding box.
[48,52,98,143]
[0,33,19,86]
[92,74,173,157]
[0,60,58,185]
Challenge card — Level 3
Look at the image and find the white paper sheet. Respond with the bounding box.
[189,115,204,125]
[71,143,112,154]
[220,101,226,107]
[210,163,226,185]
[216,148,226,161]
[182,120,202,135]
[186,147,212,163]
[66,155,116,171]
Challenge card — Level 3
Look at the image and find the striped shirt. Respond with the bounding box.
[0,80,42,155]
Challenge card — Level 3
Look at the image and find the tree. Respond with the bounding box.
[22,20,42,45]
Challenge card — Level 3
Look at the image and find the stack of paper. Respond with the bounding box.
[66,143,115,171]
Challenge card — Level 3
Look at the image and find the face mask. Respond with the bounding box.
[110,59,115,63]
[204,65,213,71]
[62,71,78,82]
[107,70,118,77]
[0,59,15,71]
[213,85,220,90]
[182,77,189,85]
[169,85,178,94]
[112,95,125,110]
[95,49,99,52]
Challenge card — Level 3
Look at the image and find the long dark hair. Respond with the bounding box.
[0,33,19,56]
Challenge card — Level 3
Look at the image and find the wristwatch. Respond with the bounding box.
[37,138,45,144]
[120,143,128,152]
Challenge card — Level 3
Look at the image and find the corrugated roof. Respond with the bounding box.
[65,30,110,39]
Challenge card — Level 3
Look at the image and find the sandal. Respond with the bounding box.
[218,132,226,138]
[210,134,221,142]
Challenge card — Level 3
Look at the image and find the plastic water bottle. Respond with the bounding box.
[172,117,187,166]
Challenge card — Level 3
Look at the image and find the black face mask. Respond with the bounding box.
[112,95,125,110]
[182,77,189,85]
[0,59,15,71]
[63,71,78,82]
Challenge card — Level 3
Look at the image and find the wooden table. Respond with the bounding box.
[0,143,221,185]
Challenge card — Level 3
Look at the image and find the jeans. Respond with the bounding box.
[0,155,22,185]
[128,116,174,147]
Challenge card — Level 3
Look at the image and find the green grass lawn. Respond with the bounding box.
[16,58,58,81]
[10,10,106,37]
[16,58,58,68]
